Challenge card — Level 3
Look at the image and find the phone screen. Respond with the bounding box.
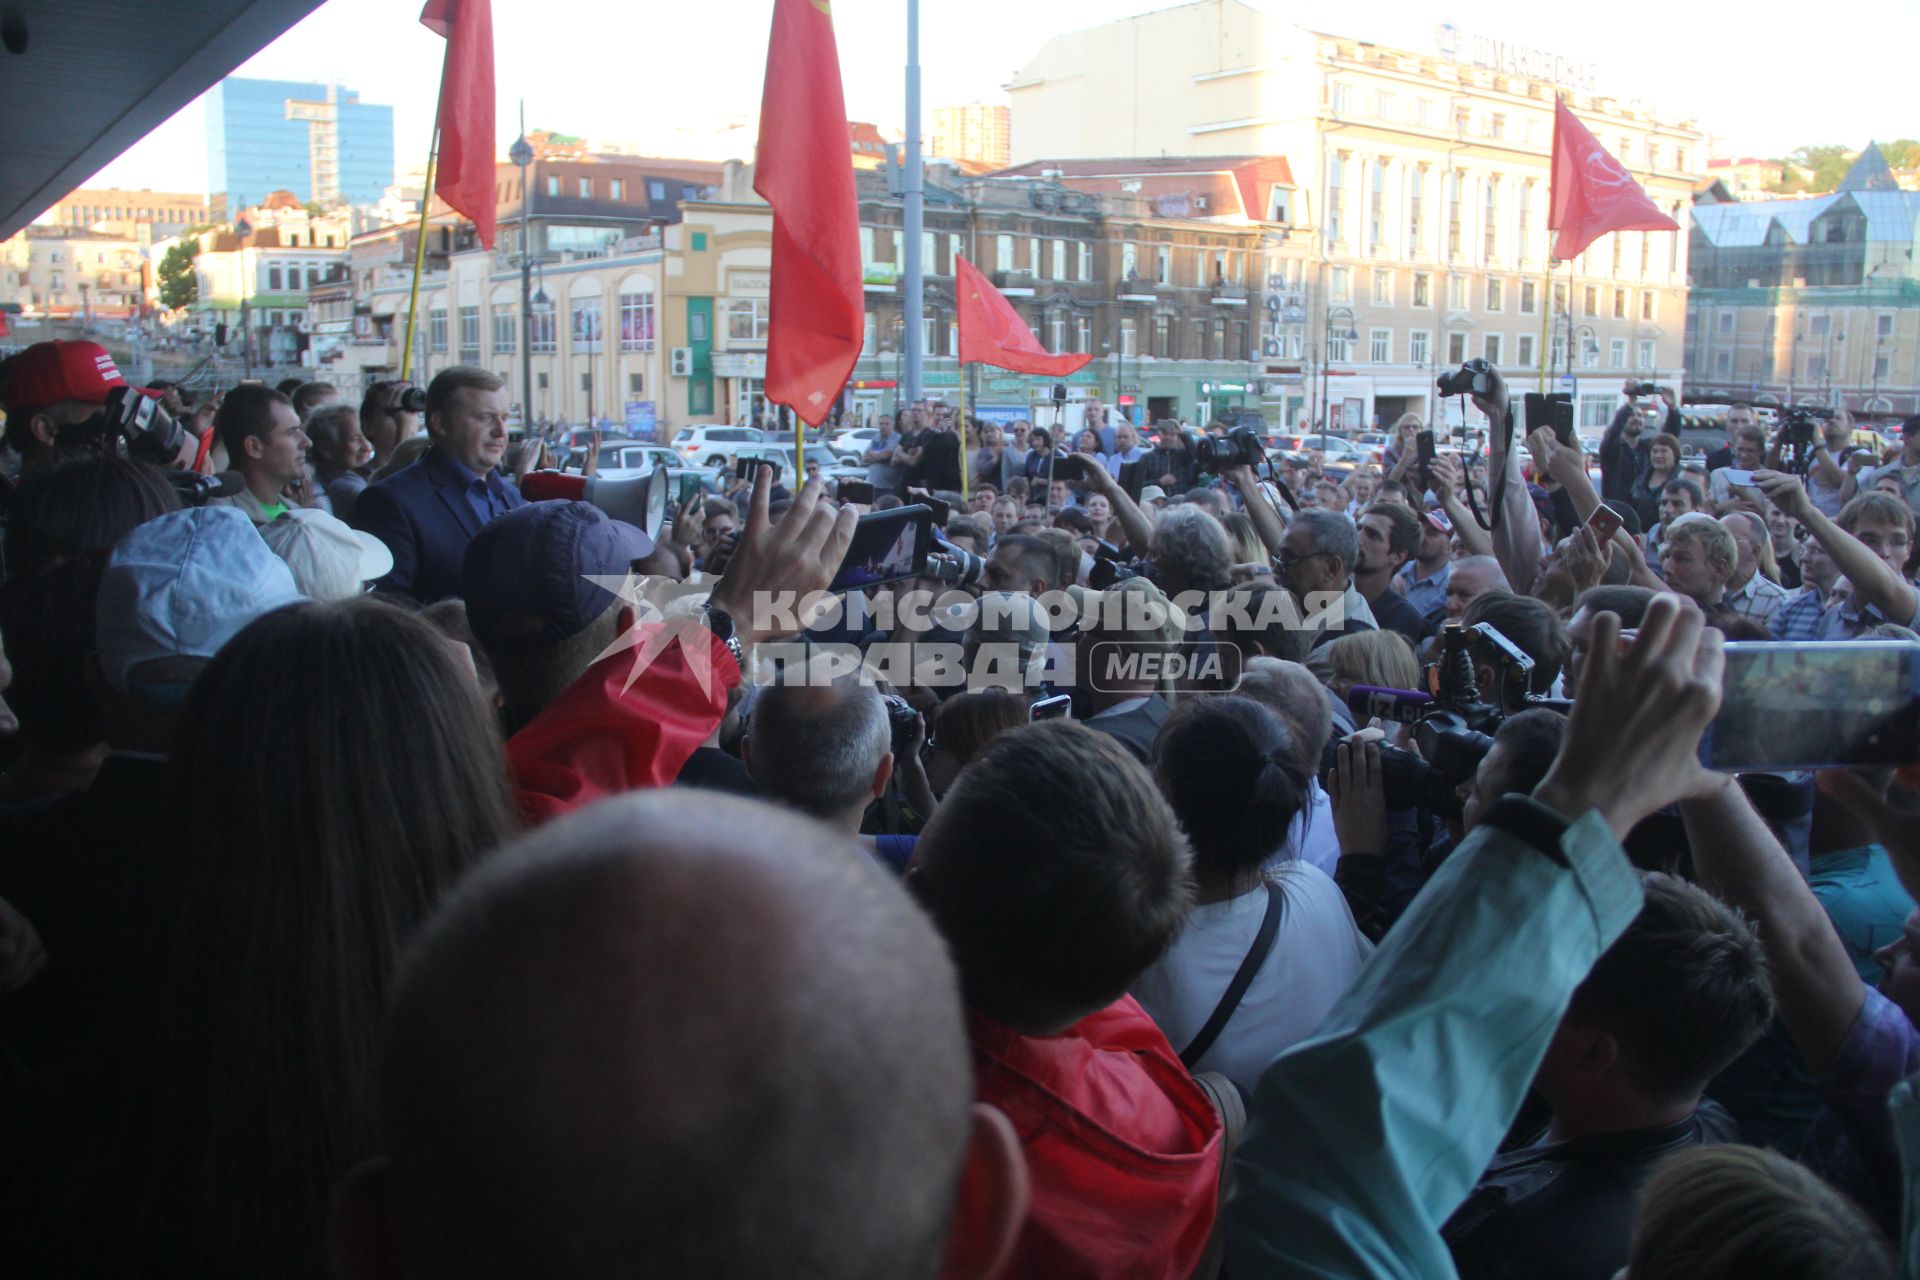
[1416,431,1436,465]
[677,473,707,504]
[837,479,876,505]
[828,504,934,593]
[1704,641,1920,771]
[1586,504,1624,543]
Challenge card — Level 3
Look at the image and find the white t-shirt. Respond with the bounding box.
[1269,778,1340,876]
[1130,863,1373,1095]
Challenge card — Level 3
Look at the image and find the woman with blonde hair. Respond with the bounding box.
[1218,510,1270,578]
[1321,629,1420,703]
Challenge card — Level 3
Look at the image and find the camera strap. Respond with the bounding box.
[1179,878,1286,1069]
[1472,404,1517,534]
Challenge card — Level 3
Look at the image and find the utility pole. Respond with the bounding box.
[510,103,535,432]
[902,0,924,406]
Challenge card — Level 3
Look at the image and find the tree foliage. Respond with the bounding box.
[157,239,200,311]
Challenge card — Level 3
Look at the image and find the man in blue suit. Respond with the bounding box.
[351,366,525,602]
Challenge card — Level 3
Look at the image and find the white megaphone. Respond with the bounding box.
[520,466,670,541]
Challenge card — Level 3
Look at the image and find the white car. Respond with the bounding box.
[731,442,866,483]
[671,423,771,466]
[828,427,881,459]
[587,443,720,488]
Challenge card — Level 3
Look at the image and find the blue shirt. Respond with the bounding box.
[1810,843,1915,986]
[1395,559,1450,623]
[1770,588,1829,641]
[443,453,516,529]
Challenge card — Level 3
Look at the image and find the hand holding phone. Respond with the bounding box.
[1586,503,1624,544]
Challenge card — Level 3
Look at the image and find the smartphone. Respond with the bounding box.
[677,473,706,504]
[1117,459,1144,499]
[1416,430,1436,489]
[1719,468,1756,487]
[1586,504,1624,543]
[735,456,779,482]
[1030,693,1073,722]
[922,495,951,526]
[1703,641,1920,772]
[837,479,876,505]
[1054,453,1095,485]
[828,504,934,593]
[1525,392,1578,448]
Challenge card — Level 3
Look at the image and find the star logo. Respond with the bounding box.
[580,572,734,698]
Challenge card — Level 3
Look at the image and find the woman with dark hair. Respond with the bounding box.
[1629,431,1684,532]
[72,598,520,1277]
[1022,426,1057,484]
[924,687,1028,798]
[1130,695,1372,1094]
[3,453,180,578]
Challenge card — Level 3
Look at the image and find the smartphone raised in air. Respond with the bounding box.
[827,504,934,593]
[1029,693,1073,723]
[1703,641,1920,772]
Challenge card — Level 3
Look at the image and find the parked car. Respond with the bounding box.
[827,426,881,459]
[671,423,771,465]
[576,443,721,490]
[729,442,865,483]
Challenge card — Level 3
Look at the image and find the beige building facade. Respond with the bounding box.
[932,103,1012,169]
[1008,0,1702,430]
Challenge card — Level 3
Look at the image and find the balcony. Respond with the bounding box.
[991,269,1036,296]
[1211,282,1249,306]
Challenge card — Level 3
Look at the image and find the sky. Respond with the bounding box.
[87,0,1918,197]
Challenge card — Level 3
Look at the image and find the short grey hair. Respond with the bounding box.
[1150,506,1234,589]
[1292,509,1358,570]
[1451,555,1512,592]
[747,671,891,819]
[1235,657,1332,776]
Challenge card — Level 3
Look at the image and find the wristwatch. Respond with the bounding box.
[700,603,746,667]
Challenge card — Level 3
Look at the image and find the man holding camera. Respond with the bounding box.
[0,340,195,475]
[1860,417,1920,513]
[1599,386,1680,503]
[350,367,525,603]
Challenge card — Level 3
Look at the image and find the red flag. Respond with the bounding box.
[420,0,497,249]
[956,256,1092,377]
[1549,98,1678,263]
[0,311,10,338]
[752,0,862,426]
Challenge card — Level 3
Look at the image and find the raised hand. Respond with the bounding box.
[708,468,858,650]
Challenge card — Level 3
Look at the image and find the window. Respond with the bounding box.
[1875,353,1892,379]
[1331,266,1352,302]
[1612,236,1623,277]
[1584,286,1599,316]
[1048,314,1066,353]
[1483,334,1502,364]
[1639,340,1656,369]
[1075,317,1091,354]
[1446,273,1467,309]
[1516,334,1535,367]
[1408,167,1425,255]
[1372,268,1393,306]
[1581,397,1614,429]
[996,234,1014,272]
[1446,331,1467,363]
[629,373,645,395]
[726,297,769,342]
[1077,242,1093,280]
[1192,318,1209,358]
[1550,334,1566,370]
[1879,314,1896,339]
[1417,98,1436,127]
[1153,314,1171,358]
[491,303,515,352]
[1412,272,1432,307]
[1718,311,1735,334]
[1327,328,1352,362]
[1327,154,1346,245]
[429,307,448,353]
[1331,81,1354,115]
[579,177,593,199]
[611,179,625,201]
[1370,327,1392,363]
[570,300,602,353]
[1714,351,1732,376]
[1675,147,1688,173]
[649,181,667,201]
[1369,159,1387,253]
[1640,292,1656,321]
[1373,89,1397,120]
[1485,278,1504,312]
[1121,242,1138,280]
[1267,186,1292,223]
[1120,317,1137,357]
[529,310,557,354]
[1520,280,1537,314]
[1612,288,1628,320]
[1646,144,1660,171]
[1409,330,1431,365]
[1483,177,1499,262]
[460,306,481,361]
[1155,244,1171,284]
[1446,171,1462,258]
[1052,240,1066,281]
[268,267,283,290]
[620,289,656,351]
[546,176,559,197]
[1489,112,1506,140]
[1582,339,1600,369]
[1610,338,1627,369]
[1810,314,1831,338]
[1030,237,1042,275]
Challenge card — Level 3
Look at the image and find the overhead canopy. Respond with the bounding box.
[0,0,326,238]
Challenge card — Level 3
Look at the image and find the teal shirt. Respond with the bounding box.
[1811,844,1915,987]
[1226,806,1644,1279]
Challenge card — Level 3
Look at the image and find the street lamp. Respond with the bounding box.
[530,261,553,426]
[509,127,535,433]
[1320,305,1358,447]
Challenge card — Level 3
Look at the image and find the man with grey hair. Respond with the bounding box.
[1720,510,1790,622]
[1148,505,1234,604]
[1443,555,1512,621]
[1280,509,1376,650]
[745,669,895,835]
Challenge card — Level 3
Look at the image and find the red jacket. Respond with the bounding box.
[968,996,1223,1279]
[506,625,737,824]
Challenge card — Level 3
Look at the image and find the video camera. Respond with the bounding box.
[1778,404,1835,471]
[1624,382,1670,398]
[59,384,189,468]
[1179,424,1266,473]
[393,384,429,415]
[925,530,987,589]
[1322,619,1568,818]
[1435,357,1498,400]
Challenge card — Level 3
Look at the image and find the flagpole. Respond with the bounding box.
[1538,251,1554,394]
[957,369,970,504]
[400,124,442,382]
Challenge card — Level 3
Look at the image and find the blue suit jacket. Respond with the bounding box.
[350,447,525,602]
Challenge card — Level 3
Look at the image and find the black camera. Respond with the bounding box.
[396,384,428,415]
[925,531,987,589]
[59,384,188,467]
[1624,382,1667,398]
[1182,424,1265,473]
[1435,357,1497,399]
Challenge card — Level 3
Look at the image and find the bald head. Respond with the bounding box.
[1445,555,1510,620]
[745,671,892,826]
[371,792,973,1280]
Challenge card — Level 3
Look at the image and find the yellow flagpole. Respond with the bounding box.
[957,369,970,503]
[1539,251,1554,394]
[794,404,804,481]
[400,128,441,382]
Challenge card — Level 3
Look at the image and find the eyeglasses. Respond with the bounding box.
[1275,550,1335,572]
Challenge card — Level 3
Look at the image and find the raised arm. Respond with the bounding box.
[1755,469,1918,627]
[1079,459,1155,556]
[1428,454,1491,557]
[1222,464,1289,561]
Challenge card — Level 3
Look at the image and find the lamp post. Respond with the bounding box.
[530,261,552,426]
[510,127,535,433]
[1320,304,1358,447]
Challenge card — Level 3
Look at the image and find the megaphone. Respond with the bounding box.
[521,466,670,541]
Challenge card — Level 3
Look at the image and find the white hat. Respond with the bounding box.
[96,507,306,693]
[1138,485,1168,505]
[258,508,395,601]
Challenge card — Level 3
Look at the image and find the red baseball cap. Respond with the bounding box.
[2,340,130,415]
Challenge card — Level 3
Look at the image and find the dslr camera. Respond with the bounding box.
[59,384,189,468]
[394,384,428,415]
[1179,424,1266,473]
[1435,357,1498,399]
[1623,382,1668,398]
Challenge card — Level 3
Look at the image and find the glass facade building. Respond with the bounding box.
[206,78,395,211]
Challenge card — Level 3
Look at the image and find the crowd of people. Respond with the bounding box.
[0,335,1918,1278]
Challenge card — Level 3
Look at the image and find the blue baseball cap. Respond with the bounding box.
[462,500,654,653]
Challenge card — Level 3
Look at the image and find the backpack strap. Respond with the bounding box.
[1179,879,1286,1070]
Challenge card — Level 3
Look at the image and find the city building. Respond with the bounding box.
[932,103,1011,169]
[1686,145,1920,419]
[1007,0,1701,430]
[167,192,354,364]
[44,188,212,241]
[205,77,395,213]
[851,122,893,172]
[0,226,149,318]
[1704,158,1791,203]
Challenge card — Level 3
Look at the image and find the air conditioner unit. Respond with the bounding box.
[1263,340,1282,358]
[670,346,693,377]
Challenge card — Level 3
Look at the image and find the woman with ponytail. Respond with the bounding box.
[1131,694,1374,1094]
